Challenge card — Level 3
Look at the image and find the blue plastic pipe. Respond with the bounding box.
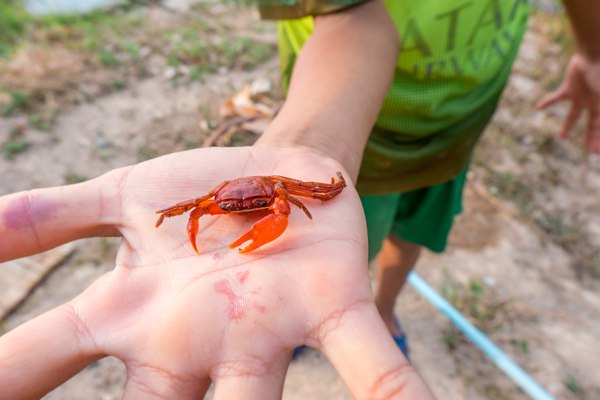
[407,272,556,400]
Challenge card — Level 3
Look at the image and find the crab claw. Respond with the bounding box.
[229,213,289,253]
[186,202,227,255]
[187,216,201,255]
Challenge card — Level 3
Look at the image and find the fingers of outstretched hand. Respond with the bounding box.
[211,356,289,400]
[537,85,585,140]
[321,308,435,400]
[537,88,583,139]
[537,85,567,111]
[0,170,124,262]
[0,303,103,400]
[585,109,600,152]
[122,364,211,400]
[559,103,584,139]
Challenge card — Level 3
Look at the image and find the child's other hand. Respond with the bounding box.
[537,53,600,152]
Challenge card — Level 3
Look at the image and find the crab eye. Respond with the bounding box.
[253,199,268,208]
[219,202,232,211]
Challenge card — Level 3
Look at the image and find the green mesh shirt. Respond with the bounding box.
[260,0,530,195]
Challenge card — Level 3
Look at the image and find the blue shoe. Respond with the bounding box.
[292,319,409,361]
[393,317,409,361]
[291,345,306,360]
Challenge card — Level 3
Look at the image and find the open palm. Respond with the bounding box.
[0,146,433,400]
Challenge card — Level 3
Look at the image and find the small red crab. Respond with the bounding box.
[155,172,346,254]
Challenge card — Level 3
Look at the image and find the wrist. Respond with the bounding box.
[255,127,364,183]
[251,141,357,184]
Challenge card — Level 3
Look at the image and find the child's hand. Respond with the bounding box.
[0,146,434,400]
[537,53,600,152]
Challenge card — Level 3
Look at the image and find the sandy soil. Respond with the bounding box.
[1,4,599,400]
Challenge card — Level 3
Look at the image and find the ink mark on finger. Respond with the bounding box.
[3,193,64,230]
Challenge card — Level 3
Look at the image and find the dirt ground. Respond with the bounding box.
[1,3,599,400]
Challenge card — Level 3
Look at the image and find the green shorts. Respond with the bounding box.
[357,94,502,261]
[360,164,468,261]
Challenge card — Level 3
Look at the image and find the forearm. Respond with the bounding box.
[562,0,600,61]
[256,0,399,183]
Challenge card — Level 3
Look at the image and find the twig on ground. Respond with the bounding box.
[201,114,262,148]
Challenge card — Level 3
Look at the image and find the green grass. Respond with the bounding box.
[440,268,507,332]
[189,64,218,82]
[1,1,275,74]
[3,140,29,160]
[9,124,25,138]
[530,4,574,56]
[443,332,457,349]
[484,171,534,217]
[0,1,147,58]
[565,378,585,397]
[170,36,275,71]
[175,41,208,61]
[100,49,120,67]
[109,80,126,90]
[120,41,140,58]
[168,53,180,67]
[137,144,158,161]
[28,114,52,131]
[0,0,277,128]
[217,37,275,70]
[65,174,88,184]
[0,0,31,58]
[511,338,530,354]
[99,238,113,256]
[2,91,31,116]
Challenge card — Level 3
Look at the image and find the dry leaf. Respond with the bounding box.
[242,116,272,134]
[199,119,210,132]
[250,76,272,96]
[220,82,277,119]
[220,98,236,118]
[232,85,260,116]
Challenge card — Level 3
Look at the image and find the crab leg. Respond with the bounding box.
[154,181,229,228]
[183,200,229,254]
[271,183,311,219]
[270,172,346,202]
[229,197,291,253]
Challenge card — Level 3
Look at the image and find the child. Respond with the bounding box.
[256,0,600,356]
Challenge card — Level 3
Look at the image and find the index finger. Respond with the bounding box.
[0,168,126,262]
[319,306,435,400]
